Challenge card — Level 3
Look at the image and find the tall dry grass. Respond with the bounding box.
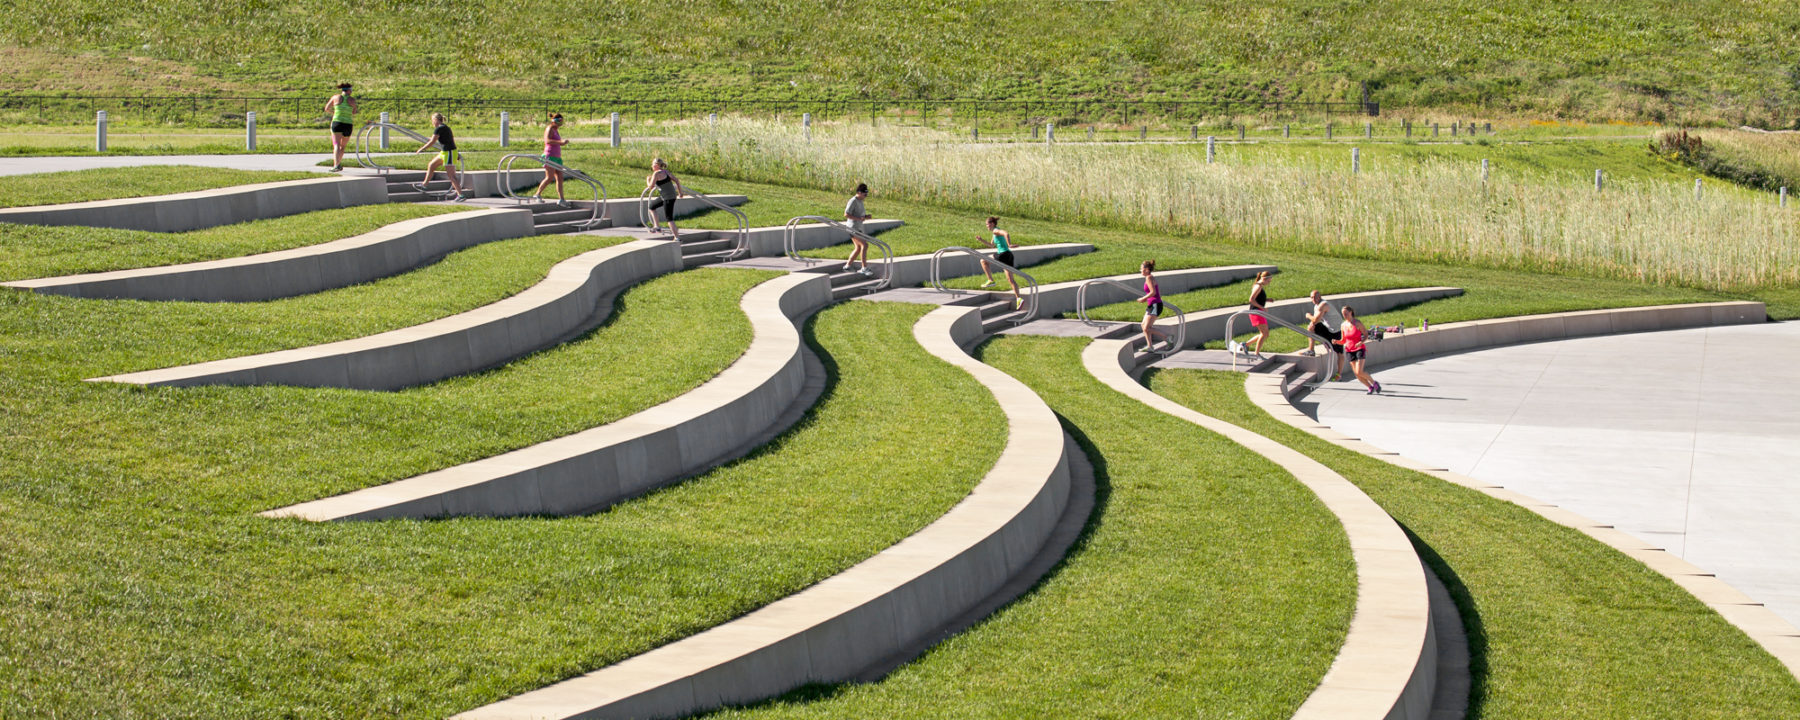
[638,119,1799,290]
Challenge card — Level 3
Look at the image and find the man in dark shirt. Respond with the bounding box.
[413,112,467,201]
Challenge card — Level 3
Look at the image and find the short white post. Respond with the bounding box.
[1695,178,1703,200]
[500,111,510,147]
[245,111,257,151]
[803,112,812,142]
[95,110,107,152]
[378,111,390,149]
[1365,122,1372,138]
[1595,169,1603,192]
[1783,187,1789,207]
[1087,126,1095,141]
[1206,135,1215,163]
[610,112,621,147]
[1352,147,1361,174]
[709,112,718,127]
[1481,158,1489,184]
[1046,122,1054,145]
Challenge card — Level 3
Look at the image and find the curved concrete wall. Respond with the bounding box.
[262,271,832,521]
[89,239,682,391]
[1031,264,1277,317]
[855,242,1096,288]
[451,303,1072,720]
[0,176,387,232]
[1253,302,1800,680]
[1083,338,1439,720]
[1156,286,1466,355]
[3,209,535,302]
[740,219,904,256]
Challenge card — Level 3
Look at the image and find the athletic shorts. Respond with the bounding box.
[1346,348,1366,362]
[1314,326,1341,346]
[995,250,1016,268]
[1250,312,1269,328]
[437,149,459,166]
[542,155,566,168]
[331,122,354,135]
[1145,301,1164,318]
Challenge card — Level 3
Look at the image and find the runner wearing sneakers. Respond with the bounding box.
[411,113,466,202]
[1246,270,1273,357]
[1136,259,1173,353]
[324,83,358,172]
[1304,289,1344,380]
[645,158,687,240]
[531,112,573,206]
[842,183,873,276]
[976,216,1023,309]
[1337,305,1381,394]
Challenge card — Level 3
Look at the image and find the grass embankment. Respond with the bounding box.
[5,2,1799,123]
[0,260,1007,717]
[714,334,1355,719]
[0,165,317,208]
[0,203,463,280]
[1148,370,1800,719]
[591,121,1799,290]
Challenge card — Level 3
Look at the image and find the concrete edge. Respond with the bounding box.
[448,301,1072,720]
[3,208,536,301]
[0,175,387,232]
[1032,263,1278,318]
[1252,302,1800,680]
[1082,338,1438,720]
[87,239,683,391]
[259,270,831,521]
[1162,286,1468,351]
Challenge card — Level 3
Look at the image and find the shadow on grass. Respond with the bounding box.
[1403,523,1490,718]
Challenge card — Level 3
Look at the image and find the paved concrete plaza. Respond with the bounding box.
[1311,321,1800,625]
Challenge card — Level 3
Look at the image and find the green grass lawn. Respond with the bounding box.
[0,203,464,281]
[0,270,1007,716]
[1147,369,1800,719]
[0,166,318,208]
[712,333,1355,719]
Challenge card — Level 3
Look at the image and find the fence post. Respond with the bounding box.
[1405,119,1412,138]
[95,110,107,152]
[803,112,812,141]
[378,111,390,149]
[1481,158,1490,184]
[1238,124,1245,140]
[1595,169,1604,192]
[1325,122,1333,139]
[1432,123,1439,137]
[709,112,717,128]
[1451,121,1458,137]
[500,111,510,147]
[1783,187,1789,208]
[1352,147,1360,174]
[1140,125,1146,140]
[1046,122,1054,145]
[1284,123,1290,138]
[1485,122,1493,134]
[1365,122,1372,138]
[246,111,257,151]
[610,112,621,147]
[1087,126,1095,141]
[1190,125,1197,140]
[1695,178,1703,200]
[971,126,979,142]
[1206,136,1215,163]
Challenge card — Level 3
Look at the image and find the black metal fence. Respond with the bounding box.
[0,95,1380,128]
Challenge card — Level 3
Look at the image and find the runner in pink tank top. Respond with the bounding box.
[1337,306,1381,394]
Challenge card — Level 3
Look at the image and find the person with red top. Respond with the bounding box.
[1337,305,1381,394]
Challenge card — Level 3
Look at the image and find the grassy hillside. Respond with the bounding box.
[3,0,1798,124]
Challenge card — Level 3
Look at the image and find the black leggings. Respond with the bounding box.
[647,193,678,222]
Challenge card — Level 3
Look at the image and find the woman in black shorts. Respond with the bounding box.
[1337,306,1381,394]
[644,157,686,240]
[324,83,358,172]
[1305,290,1344,380]
[1136,260,1172,353]
[977,216,1023,309]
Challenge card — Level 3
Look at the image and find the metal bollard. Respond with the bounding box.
[1352,147,1360,174]
[1206,136,1215,163]
[379,111,390,150]
[246,111,257,151]
[803,112,812,142]
[610,112,621,148]
[500,111,510,147]
[96,110,108,152]
[1595,169,1604,192]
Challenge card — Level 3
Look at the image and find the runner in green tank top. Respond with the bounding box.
[324,83,359,172]
[976,216,1023,308]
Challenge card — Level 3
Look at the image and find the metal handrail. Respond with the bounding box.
[1076,278,1186,355]
[639,185,750,258]
[784,215,894,292]
[929,246,1041,324]
[354,122,436,175]
[1225,308,1339,390]
[496,154,608,230]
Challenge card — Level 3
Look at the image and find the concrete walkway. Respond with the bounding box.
[1312,321,1800,626]
[0,152,385,177]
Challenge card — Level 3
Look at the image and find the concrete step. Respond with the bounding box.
[977,299,1015,318]
[534,222,579,236]
[831,278,887,300]
[981,309,1029,334]
[682,249,736,268]
[534,208,600,224]
[680,238,736,256]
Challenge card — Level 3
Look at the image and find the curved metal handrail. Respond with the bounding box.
[783,215,894,292]
[1076,278,1186,355]
[639,185,750,258]
[1225,308,1339,390]
[354,122,435,175]
[929,246,1041,325]
[497,154,607,230]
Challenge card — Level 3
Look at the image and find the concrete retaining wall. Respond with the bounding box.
[1031,264,1276,317]
[1245,301,1800,684]
[1157,286,1466,355]
[864,242,1095,288]
[3,208,535,302]
[740,219,904,256]
[1085,338,1439,720]
[0,176,387,232]
[89,239,682,391]
[261,271,832,521]
[451,303,1072,720]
